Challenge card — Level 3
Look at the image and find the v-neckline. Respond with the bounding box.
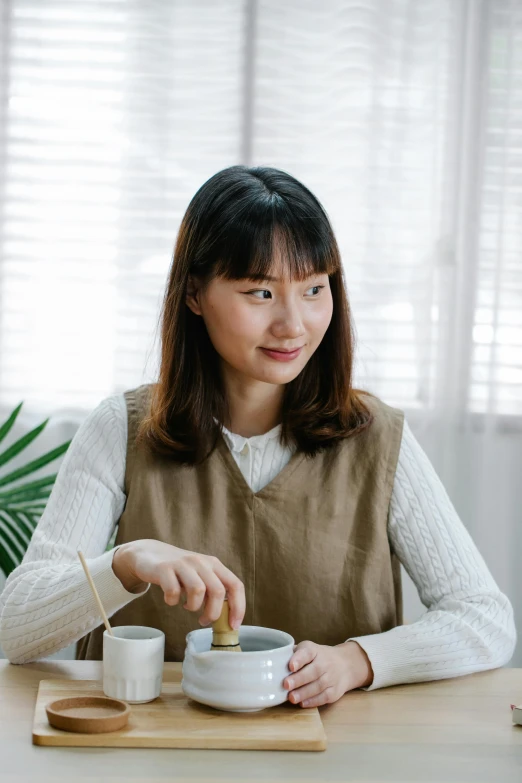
[215,430,307,497]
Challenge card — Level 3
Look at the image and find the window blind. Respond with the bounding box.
[0,0,520,420]
[470,0,522,415]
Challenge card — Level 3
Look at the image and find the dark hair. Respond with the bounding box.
[137,165,373,464]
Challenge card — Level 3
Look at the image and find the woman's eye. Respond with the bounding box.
[246,285,324,299]
[306,285,324,296]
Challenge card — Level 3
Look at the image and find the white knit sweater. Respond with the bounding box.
[0,394,516,689]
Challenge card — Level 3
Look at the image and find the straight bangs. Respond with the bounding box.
[210,196,340,285]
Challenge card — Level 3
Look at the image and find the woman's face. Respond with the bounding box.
[186,259,333,388]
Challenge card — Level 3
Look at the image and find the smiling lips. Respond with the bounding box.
[259,346,304,361]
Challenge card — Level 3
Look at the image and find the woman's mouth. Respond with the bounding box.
[259,346,304,362]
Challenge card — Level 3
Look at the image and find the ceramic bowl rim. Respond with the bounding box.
[185,625,295,658]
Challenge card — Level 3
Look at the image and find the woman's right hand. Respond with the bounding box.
[112,539,245,629]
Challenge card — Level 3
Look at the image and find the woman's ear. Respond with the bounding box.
[186,275,203,316]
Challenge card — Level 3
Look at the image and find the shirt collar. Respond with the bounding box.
[214,417,282,453]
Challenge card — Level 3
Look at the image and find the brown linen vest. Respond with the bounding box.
[77,383,404,661]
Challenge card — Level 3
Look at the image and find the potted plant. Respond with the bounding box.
[0,403,71,577]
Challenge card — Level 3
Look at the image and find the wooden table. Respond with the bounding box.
[1,660,521,782]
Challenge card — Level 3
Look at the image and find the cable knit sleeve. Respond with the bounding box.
[349,419,517,690]
[0,393,149,664]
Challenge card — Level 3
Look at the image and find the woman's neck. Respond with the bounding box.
[221,372,284,438]
[224,411,282,438]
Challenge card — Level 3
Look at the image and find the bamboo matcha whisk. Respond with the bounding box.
[211,597,242,652]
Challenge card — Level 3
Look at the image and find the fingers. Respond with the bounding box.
[283,643,348,709]
[158,554,245,630]
[211,559,246,629]
[175,560,208,611]
[158,567,182,606]
[196,571,226,627]
[283,660,321,692]
[287,673,329,705]
[298,688,336,708]
[288,641,318,674]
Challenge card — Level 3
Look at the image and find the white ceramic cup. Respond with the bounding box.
[103,625,165,703]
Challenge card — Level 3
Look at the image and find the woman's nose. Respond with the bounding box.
[271,308,305,338]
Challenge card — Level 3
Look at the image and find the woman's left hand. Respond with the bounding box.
[283,640,374,708]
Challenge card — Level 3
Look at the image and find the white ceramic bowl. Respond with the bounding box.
[181,625,294,712]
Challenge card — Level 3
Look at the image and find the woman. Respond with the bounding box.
[0,166,516,709]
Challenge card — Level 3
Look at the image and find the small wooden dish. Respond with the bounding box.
[45,695,130,734]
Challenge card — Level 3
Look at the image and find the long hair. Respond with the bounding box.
[137,165,373,464]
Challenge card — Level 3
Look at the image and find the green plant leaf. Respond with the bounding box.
[0,402,23,446]
[0,475,56,500]
[0,519,28,568]
[0,442,71,488]
[3,509,37,542]
[7,503,47,515]
[0,419,50,469]
[0,511,32,555]
[23,516,43,531]
[1,490,52,506]
[0,402,75,577]
[4,507,44,530]
[0,544,17,578]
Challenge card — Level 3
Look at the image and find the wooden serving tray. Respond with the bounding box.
[33,678,327,751]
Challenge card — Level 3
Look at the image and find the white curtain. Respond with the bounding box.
[0,0,520,663]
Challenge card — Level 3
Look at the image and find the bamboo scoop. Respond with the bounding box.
[77,549,113,636]
[211,597,242,652]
